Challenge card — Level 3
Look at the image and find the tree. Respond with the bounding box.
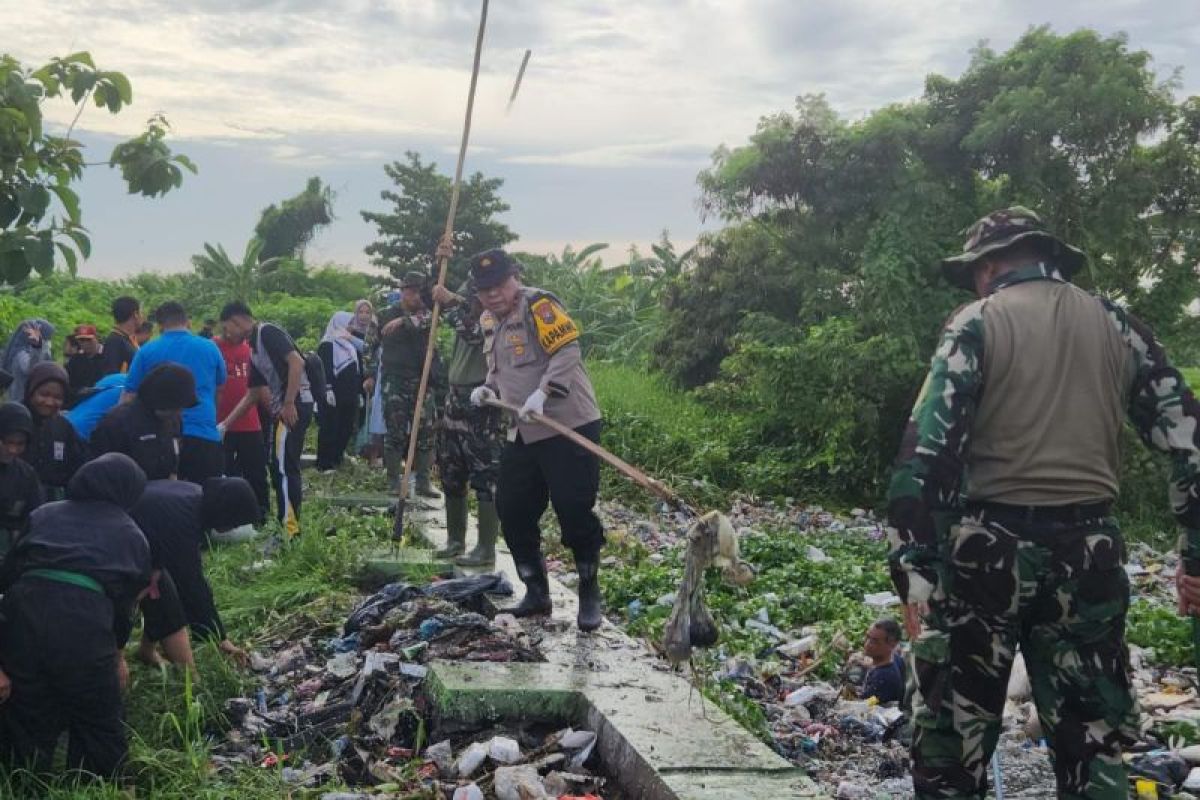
[361,152,516,284]
[654,26,1200,499]
[0,52,194,285]
[191,239,281,303]
[253,177,335,262]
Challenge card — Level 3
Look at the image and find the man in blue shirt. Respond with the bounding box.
[861,618,905,704]
[122,302,226,483]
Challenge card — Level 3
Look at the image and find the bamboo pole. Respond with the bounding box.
[392,0,489,539]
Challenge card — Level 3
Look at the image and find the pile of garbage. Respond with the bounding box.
[211,573,558,796]
[419,727,611,800]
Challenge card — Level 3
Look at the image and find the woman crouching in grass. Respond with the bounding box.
[0,453,151,780]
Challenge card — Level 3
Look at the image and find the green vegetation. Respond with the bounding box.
[0,52,193,284]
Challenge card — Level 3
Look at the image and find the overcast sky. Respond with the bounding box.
[14,0,1200,278]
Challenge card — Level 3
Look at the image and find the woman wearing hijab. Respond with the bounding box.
[0,453,151,778]
[91,363,197,480]
[21,362,88,500]
[349,299,374,341]
[1,319,54,402]
[315,311,364,471]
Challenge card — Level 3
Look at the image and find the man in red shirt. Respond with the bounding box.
[215,331,268,523]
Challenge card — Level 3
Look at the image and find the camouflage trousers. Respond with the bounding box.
[437,385,504,502]
[382,373,435,460]
[910,506,1139,800]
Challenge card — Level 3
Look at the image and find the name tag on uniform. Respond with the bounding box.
[507,332,527,357]
[53,441,64,461]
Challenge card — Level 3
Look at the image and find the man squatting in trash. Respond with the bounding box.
[362,271,441,500]
[887,206,1200,799]
[0,454,152,778]
[430,237,504,567]
[467,248,606,632]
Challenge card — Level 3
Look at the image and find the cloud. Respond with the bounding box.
[11,1,1199,275]
[502,140,712,168]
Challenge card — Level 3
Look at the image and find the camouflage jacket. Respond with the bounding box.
[362,304,433,380]
[887,264,1200,604]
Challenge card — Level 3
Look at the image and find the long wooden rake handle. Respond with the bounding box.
[483,397,691,513]
[392,0,489,539]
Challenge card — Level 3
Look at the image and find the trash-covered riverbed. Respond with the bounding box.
[212,571,618,799]
[584,496,1200,799]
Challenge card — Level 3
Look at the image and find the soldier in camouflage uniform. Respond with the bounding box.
[429,277,504,565]
[363,271,440,498]
[888,207,1200,799]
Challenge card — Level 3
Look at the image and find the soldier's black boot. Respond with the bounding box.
[456,499,498,567]
[415,449,441,499]
[435,493,466,559]
[575,558,603,632]
[512,560,553,617]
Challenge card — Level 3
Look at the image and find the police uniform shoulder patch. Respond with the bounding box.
[529,295,579,355]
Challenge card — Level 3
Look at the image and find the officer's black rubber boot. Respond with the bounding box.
[575,559,603,632]
[435,493,467,559]
[512,560,553,617]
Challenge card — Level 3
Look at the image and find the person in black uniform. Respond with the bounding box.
[91,363,196,480]
[0,453,151,778]
[21,362,88,500]
[0,403,43,557]
[134,476,259,667]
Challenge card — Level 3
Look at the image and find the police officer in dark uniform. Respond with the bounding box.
[468,249,606,631]
[91,363,196,480]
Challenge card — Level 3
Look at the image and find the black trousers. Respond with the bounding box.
[178,436,225,484]
[496,420,604,565]
[0,580,126,777]
[224,429,269,524]
[268,402,313,536]
[316,369,360,470]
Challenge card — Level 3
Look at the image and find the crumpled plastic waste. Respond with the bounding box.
[663,511,755,664]
[425,571,514,603]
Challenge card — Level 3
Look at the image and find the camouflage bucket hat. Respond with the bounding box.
[941,206,1086,291]
[400,270,427,290]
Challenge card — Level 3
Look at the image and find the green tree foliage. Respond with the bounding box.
[517,240,687,362]
[0,52,194,284]
[190,239,282,304]
[253,177,335,262]
[361,152,516,284]
[654,27,1200,500]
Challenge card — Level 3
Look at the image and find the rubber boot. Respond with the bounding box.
[415,449,441,499]
[384,448,402,493]
[575,558,603,632]
[512,560,553,617]
[456,498,498,567]
[436,493,467,559]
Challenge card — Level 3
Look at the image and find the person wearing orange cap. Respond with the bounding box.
[65,324,105,407]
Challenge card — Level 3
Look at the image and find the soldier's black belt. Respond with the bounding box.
[966,500,1112,525]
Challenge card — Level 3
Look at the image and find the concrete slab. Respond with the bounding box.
[411,500,824,800]
[319,492,397,509]
[361,547,452,582]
